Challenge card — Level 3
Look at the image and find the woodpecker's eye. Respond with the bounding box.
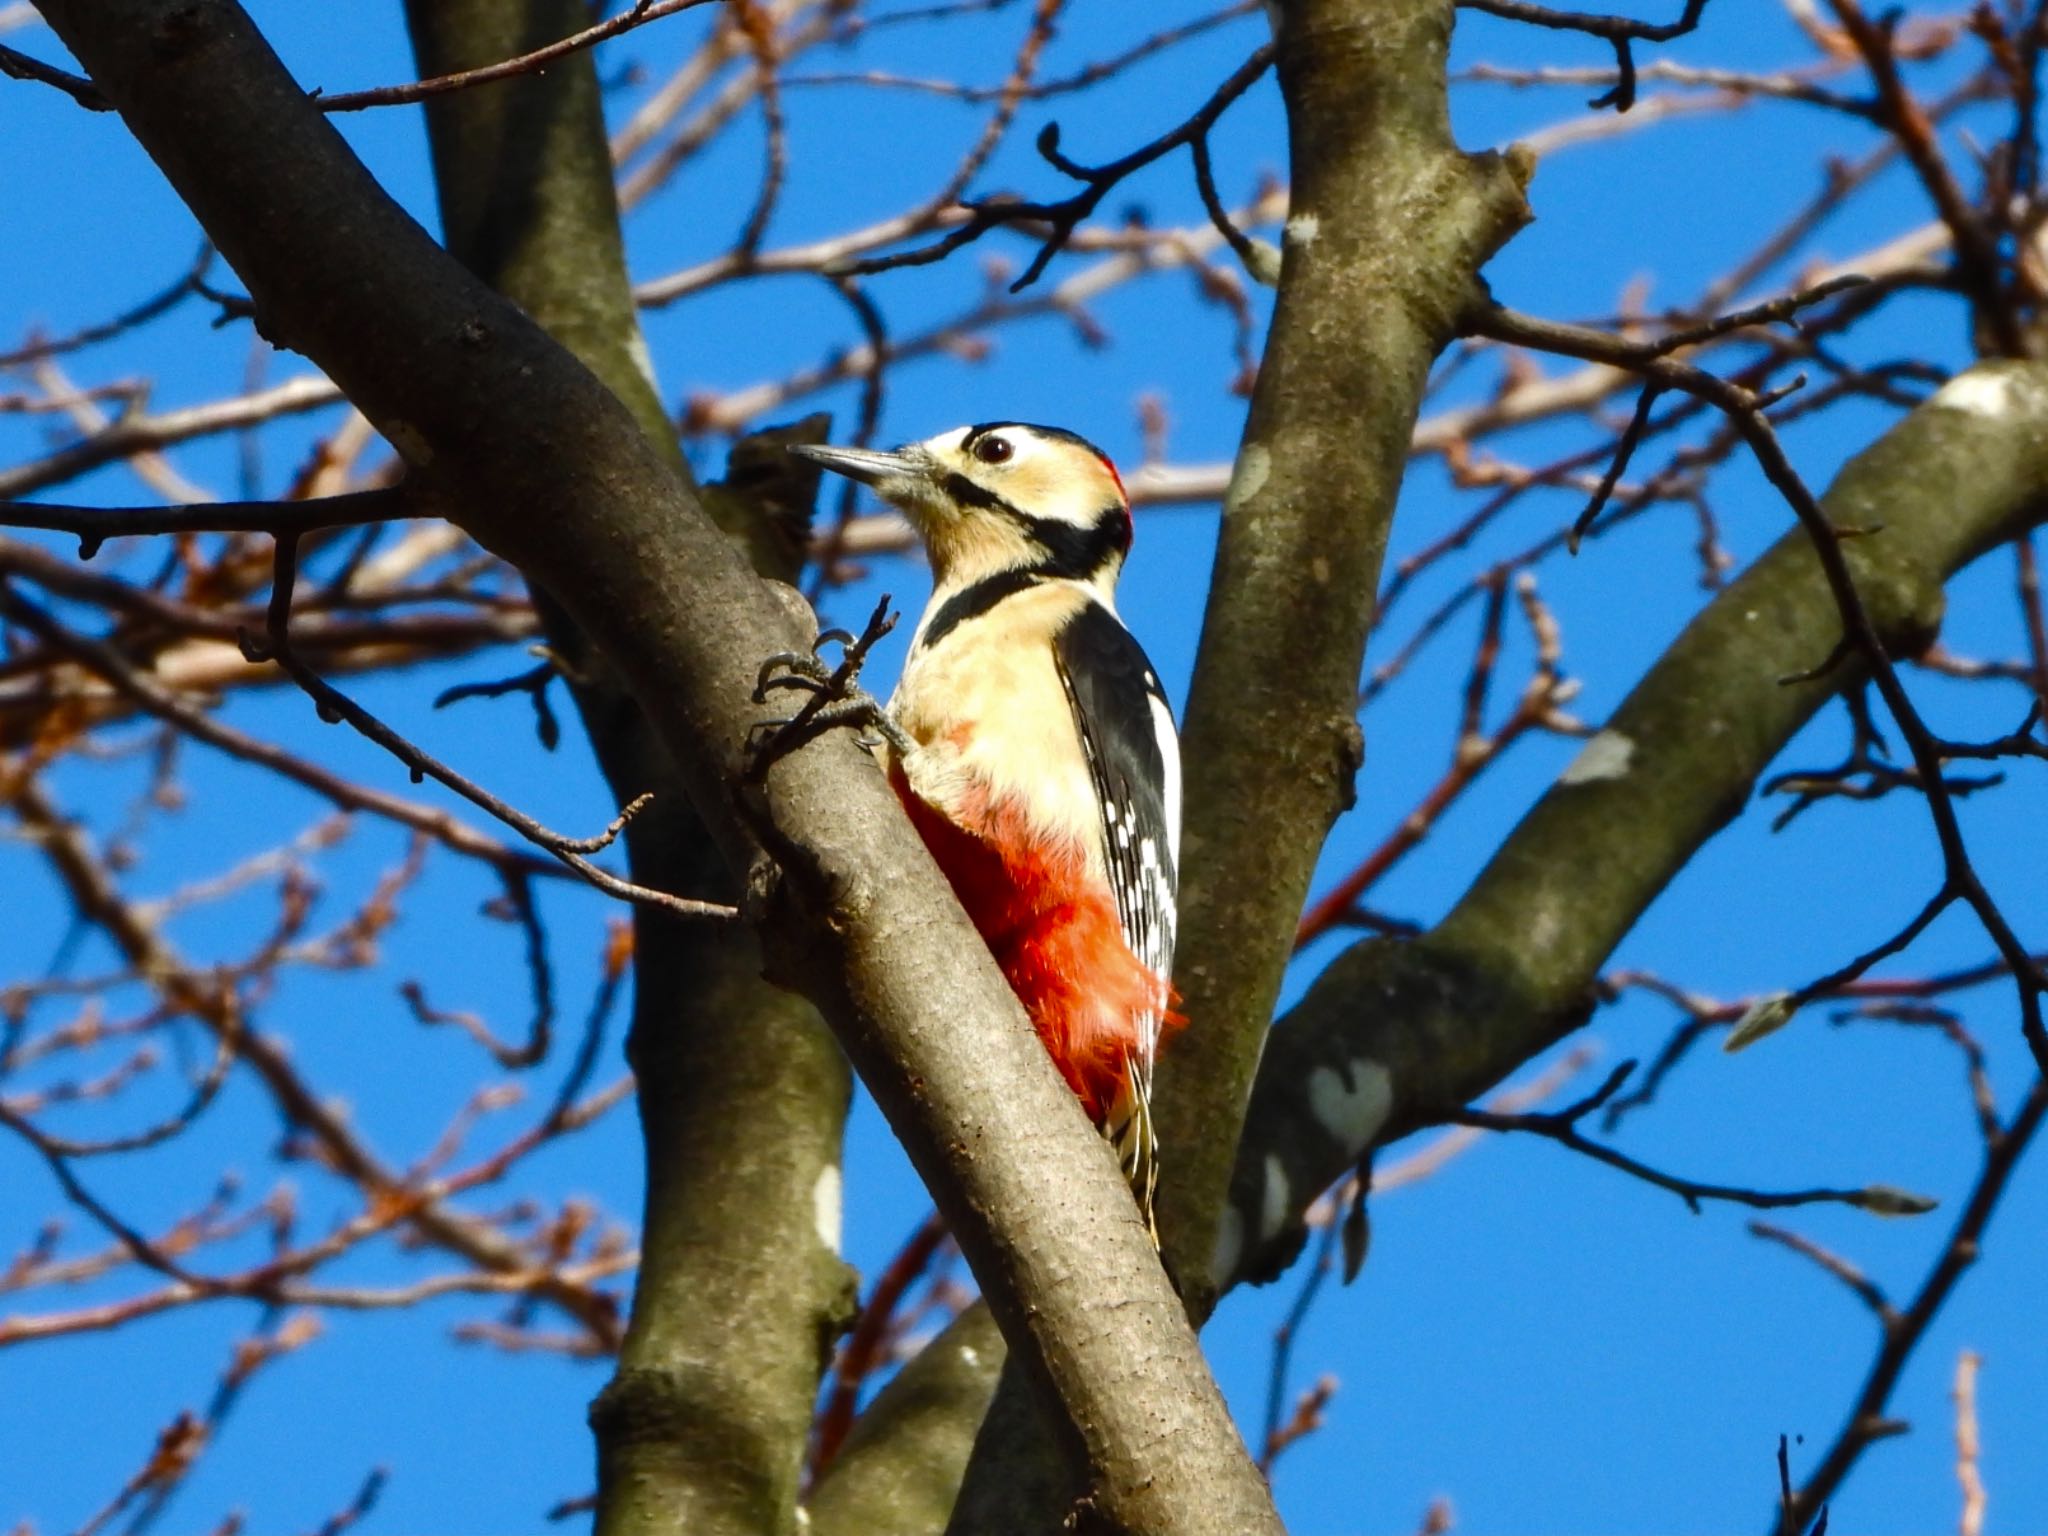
[972,435,1014,466]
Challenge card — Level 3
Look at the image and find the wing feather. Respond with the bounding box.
[1051,598,1180,1061]
[1050,596,1179,1239]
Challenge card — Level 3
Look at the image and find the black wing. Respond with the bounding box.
[1053,597,1179,1233]
[1051,598,1180,1036]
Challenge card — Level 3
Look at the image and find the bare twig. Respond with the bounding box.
[0,38,108,109]
[839,43,1273,290]
[1773,1077,2048,1534]
[0,245,213,368]
[1450,1061,1935,1216]
[1747,1221,1896,1323]
[315,0,719,113]
[0,487,415,558]
[245,534,735,924]
[1953,1349,1985,1536]
[1458,0,1716,110]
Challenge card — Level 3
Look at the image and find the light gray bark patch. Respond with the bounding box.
[1307,1059,1391,1159]
[1259,1153,1290,1242]
[1559,727,1634,785]
[1210,1206,1244,1288]
[1224,444,1271,513]
[1932,368,2021,418]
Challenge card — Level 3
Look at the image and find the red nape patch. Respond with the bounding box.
[1094,449,1126,503]
[1093,453,1133,550]
[893,768,1172,1122]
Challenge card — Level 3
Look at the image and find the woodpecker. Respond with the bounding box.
[789,422,1182,1234]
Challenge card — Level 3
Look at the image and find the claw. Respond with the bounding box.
[753,649,833,703]
[747,596,908,779]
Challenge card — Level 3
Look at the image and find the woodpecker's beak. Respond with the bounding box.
[787,442,940,509]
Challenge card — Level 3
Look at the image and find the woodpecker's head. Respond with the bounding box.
[792,422,1132,590]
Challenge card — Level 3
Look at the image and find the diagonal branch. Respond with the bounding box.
[0,38,109,108]
[1224,359,2048,1290]
[939,5,1533,1529]
[322,0,717,112]
[34,3,1284,1531]
[396,5,860,1531]
[2,0,722,114]
[1469,297,2048,1068]
[1160,0,1531,1311]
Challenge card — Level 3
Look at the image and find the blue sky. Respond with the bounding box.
[3,3,2045,1533]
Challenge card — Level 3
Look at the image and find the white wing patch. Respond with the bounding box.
[1151,687,1182,872]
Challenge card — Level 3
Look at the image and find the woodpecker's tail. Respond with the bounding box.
[1104,1056,1160,1247]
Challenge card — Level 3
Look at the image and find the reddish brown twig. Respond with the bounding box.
[1954,1349,1986,1536]
[1298,572,1579,949]
[1259,1373,1337,1475]
[807,1210,951,1480]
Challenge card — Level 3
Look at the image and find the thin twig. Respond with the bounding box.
[245,534,735,924]
[839,43,1274,290]
[0,488,414,558]
[314,0,719,113]
[1459,0,1716,110]
[1953,1349,1985,1536]
[1450,1061,1935,1216]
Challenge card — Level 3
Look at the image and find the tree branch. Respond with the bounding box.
[1,0,721,114]
[33,3,1284,1530]
[1162,0,1530,1317]
[396,7,856,1529]
[943,4,1532,1527]
[1448,1060,1936,1216]
[0,38,110,108]
[326,0,716,112]
[1457,0,1715,111]
[0,486,415,557]
[1773,1075,2048,1534]
[839,42,1275,291]
[1224,360,2048,1287]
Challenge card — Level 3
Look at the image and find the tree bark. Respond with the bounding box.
[942,2,1528,1527]
[1159,0,1529,1312]
[810,361,2048,1534]
[34,4,1284,1531]
[805,1304,1007,1535]
[399,8,857,1532]
[1220,360,2048,1285]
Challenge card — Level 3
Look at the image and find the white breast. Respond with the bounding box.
[891,582,1104,872]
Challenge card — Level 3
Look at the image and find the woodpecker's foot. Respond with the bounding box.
[748,596,911,777]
